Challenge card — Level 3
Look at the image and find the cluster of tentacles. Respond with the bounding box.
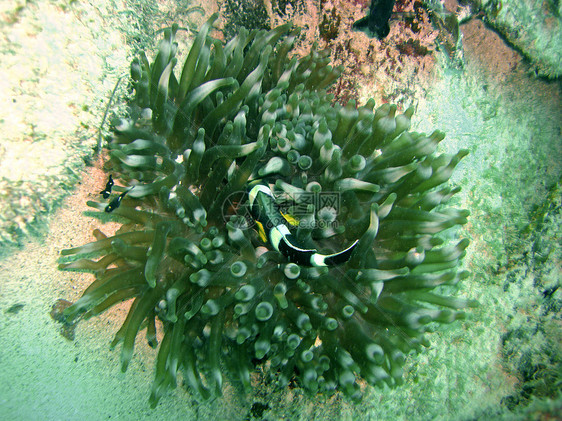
[59,14,476,407]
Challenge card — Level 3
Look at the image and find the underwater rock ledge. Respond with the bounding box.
[57,13,476,407]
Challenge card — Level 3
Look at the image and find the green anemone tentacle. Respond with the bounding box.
[58,15,474,408]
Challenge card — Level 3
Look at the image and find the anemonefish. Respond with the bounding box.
[248,182,358,267]
[105,187,133,213]
[100,174,114,199]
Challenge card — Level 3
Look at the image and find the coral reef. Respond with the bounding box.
[428,0,562,78]
[58,14,475,406]
[480,0,562,77]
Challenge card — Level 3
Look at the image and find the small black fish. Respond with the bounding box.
[353,0,396,39]
[105,187,133,213]
[100,174,114,199]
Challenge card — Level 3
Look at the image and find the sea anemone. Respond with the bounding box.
[58,14,475,407]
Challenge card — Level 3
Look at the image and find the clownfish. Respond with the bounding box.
[248,182,358,267]
[105,187,133,213]
[100,174,114,199]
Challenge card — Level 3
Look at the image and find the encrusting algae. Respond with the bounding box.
[57,14,477,407]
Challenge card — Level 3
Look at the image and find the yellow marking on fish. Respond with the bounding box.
[281,212,299,227]
[256,220,268,243]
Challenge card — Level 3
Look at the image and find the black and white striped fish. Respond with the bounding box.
[247,183,358,267]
